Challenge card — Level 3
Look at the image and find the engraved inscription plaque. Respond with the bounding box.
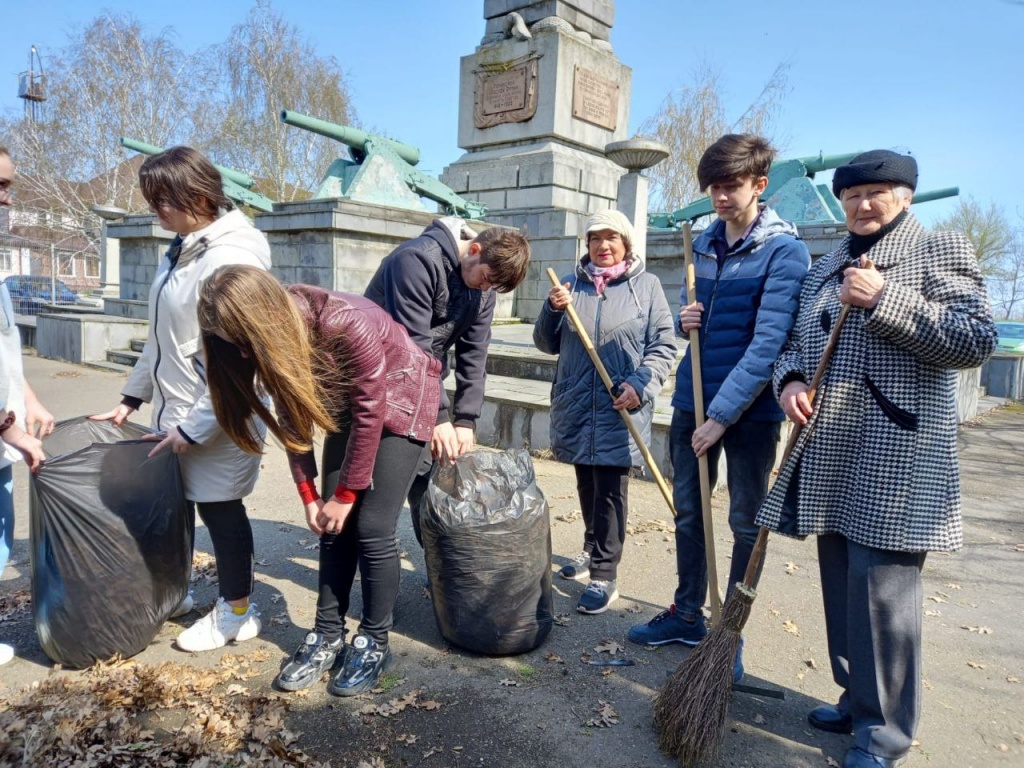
[572,66,619,131]
[474,54,540,129]
[482,69,527,114]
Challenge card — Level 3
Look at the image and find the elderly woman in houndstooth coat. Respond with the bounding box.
[756,150,997,768]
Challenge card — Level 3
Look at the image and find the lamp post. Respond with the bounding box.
[604,139,670,261]
[91,204,128,298]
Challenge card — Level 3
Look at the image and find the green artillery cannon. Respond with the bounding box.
[649,151,958,228]
[280,110,487,220]
[119,138,276,213]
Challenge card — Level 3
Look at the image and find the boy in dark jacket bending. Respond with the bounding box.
[364,217,530,543]
[627,135,810,680]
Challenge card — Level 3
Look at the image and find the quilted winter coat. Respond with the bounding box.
[756,213,997,552]
[533,256,676,468]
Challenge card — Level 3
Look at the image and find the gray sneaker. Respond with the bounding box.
[558,551,591,581]
[276,632,344,692]
[577,579,618,614]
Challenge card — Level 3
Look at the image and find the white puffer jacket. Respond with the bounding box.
[122,209,271,502]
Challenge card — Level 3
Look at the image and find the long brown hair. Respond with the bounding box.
[197,266,337,454]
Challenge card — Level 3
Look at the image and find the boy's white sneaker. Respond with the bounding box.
[175,597,260,652]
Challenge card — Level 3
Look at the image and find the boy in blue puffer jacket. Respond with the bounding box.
[627,135,810,680]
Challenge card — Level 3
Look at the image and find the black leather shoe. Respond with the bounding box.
[808,704,853,734]
[843,746,907,767]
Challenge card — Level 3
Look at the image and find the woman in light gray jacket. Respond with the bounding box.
[534,210,676,614]
[92,147,271,653]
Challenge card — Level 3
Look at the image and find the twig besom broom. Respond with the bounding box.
[654,302,853,768]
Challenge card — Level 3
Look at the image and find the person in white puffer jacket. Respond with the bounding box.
[91,146,271,653]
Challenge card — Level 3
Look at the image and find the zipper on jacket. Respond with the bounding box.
[591,295,603,461]
[408,359,429,438]
[151,242,181,428]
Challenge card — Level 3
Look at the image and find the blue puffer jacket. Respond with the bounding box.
[534,256,676,467]
[671,206,810,425]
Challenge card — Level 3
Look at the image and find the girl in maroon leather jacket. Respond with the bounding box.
[197,265,441,696]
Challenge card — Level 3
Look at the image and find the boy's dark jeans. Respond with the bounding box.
[670,409,780,620]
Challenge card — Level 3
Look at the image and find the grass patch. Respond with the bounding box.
[374,671,402,693]
[515,663,537,680]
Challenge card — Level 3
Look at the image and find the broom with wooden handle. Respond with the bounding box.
[544,268,677,517]
[654,299,854,768]
[681,222,723,624]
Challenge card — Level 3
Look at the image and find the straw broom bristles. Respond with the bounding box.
[653,583,756,767]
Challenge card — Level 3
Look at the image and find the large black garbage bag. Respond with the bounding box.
[29,417,191,668]
[422,449,553,655]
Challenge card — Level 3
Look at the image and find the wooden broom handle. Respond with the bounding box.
[682,223,722,623]
[742,302,853,588]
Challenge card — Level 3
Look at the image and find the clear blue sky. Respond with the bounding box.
[2,0,1022,226]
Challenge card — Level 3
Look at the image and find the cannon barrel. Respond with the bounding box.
[280,110,421,167]
[119,137,256,189]
[791,152,863,175]
[911,186,959,205]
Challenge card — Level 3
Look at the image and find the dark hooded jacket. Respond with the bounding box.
[364,218,494,427]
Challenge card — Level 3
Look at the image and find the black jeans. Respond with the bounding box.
[574,464,630,582]
[406,443,434,548]
[315,430,426,645]
[192,499,253,602]
[670,410,779,619]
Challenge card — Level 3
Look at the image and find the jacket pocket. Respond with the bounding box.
[865,376,918,431]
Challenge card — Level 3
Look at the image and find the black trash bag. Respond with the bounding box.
[29,417,192,668]
[421,449,553,655]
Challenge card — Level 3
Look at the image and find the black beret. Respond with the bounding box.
[832,150,918,197]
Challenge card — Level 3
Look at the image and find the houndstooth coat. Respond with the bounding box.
[755,213,997,552]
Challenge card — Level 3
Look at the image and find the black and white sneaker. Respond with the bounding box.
[275,632,344,692]
[558,551,591,581]
[327,633,393,697]
[576,579,619,614]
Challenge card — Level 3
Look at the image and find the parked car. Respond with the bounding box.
[2,275,84,316]
[995,321,1024,354]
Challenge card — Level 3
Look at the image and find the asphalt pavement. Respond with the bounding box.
[1,353,1022,768]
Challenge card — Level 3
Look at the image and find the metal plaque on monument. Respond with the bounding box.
[474,54,540,128]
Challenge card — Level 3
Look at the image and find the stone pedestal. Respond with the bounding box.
[442,0,632,320]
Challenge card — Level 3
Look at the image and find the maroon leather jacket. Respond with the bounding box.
[285,285,442,491]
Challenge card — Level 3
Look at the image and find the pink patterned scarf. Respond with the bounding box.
[586,259,631,295]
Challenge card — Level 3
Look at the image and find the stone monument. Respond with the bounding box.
[441,0,632,320]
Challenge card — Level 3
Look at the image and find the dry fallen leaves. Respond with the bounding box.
[826,757,841,767]
[782,620,800,636]
[752,713,766,724]
[0,589,31,623]
[190,552,219,585]
[585,700,619,728]
[358,688,442,718]
[0,657,329,767]
[967,661,987,670]
[784,561,801,575]
[594,640,625,655]
[1007,675,1020,684]
[924,610,942,617]
[553,614,572,627]
[927,592,950,604]
[623,603,643,614]
[499,679,520,687]
[544,653,564,664]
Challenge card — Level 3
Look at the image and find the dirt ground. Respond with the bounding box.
[1,354,1022,768]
